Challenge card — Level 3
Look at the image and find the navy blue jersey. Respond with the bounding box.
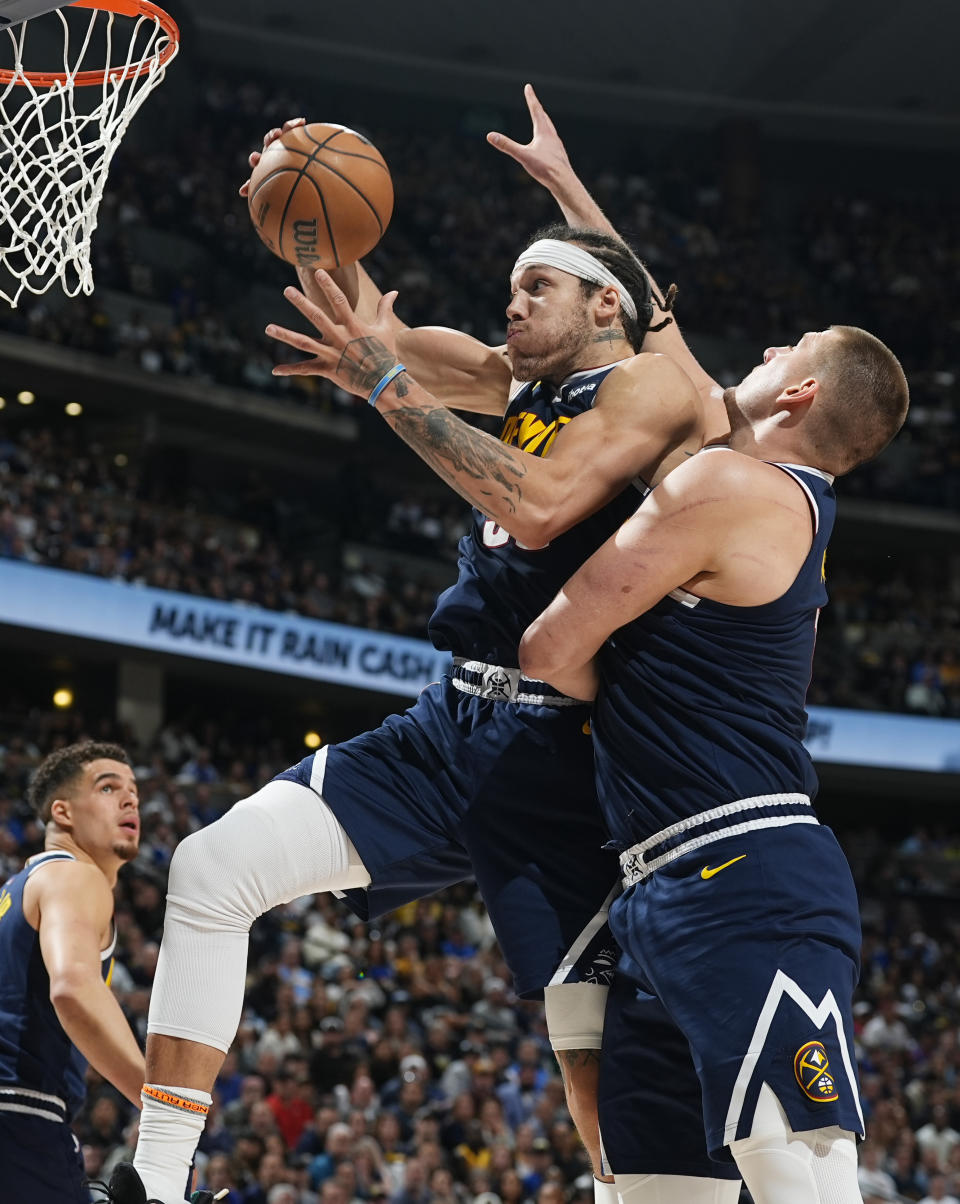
[428,362,645,665]
[0,852,116,1118]
[594,450,835,846]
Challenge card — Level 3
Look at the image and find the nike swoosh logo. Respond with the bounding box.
[700,854,747,880]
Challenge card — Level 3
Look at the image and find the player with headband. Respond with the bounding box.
[119,106,739,1204]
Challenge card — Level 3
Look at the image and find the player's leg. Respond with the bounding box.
[546,980,613,1189]
[135,687,476,1201]
[729,1083,860,1203]
[599,972,741,1202]
[461,697,619,1185]
[134,775,370,1203]
[612,823,864,1204]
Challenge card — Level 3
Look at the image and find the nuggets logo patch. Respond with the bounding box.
[483,667,513,699]
[794,1040,839,1102]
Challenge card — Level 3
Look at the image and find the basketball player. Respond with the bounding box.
[119,220,747,1200]
[518,328,910,1203]
[0,741,144,1203]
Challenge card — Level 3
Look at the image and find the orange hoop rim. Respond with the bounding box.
[0,0,179,88]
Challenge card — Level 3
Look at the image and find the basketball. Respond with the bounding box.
[247,122,394,270]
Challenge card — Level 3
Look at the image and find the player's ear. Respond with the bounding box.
[49,797,74,830]
[776,376,819,411]
[594,285,622,326]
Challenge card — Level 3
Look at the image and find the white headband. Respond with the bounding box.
[512,238,638,323]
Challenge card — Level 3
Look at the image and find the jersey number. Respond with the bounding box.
[481,520,511,548]
[481,519,547,552]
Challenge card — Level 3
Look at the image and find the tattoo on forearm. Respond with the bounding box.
[555,1048,602,1086]
[336,336,398,393]
[384,405,525,513]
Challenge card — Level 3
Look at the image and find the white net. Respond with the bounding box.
[0,1,178,307]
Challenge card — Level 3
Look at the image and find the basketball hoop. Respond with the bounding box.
[0,0,180,307]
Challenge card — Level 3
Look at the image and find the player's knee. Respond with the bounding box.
[545,982,608,1051]
[165,811,267,932]
[729,1122,859,1204]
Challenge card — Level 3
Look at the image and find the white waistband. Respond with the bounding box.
[451,658,583,707]
[0,1084,68,1123]
[620,794,817,885]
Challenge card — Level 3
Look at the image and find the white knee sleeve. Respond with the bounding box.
[149,778,370,1052]
[545,982,609,1051]
[729,1084,860,1204]
[614,1173,740,1204]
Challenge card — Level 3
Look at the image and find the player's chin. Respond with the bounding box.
[113,838,140,862]
[506,351,539,382]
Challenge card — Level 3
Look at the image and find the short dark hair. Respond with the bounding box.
[27,741,132,824]
[525,223,673,352]
[811,325,910,475]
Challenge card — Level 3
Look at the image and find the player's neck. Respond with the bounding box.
[43,830,120,887]
[729,418,807,466]
[546,347,631,386]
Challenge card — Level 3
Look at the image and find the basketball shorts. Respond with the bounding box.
[0,1111,87,1204]
[604,822,864,1162]
[275,673,621,998]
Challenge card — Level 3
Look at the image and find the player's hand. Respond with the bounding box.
[238,117,306,197]
[266,269,401,400]
[486,84,572,187]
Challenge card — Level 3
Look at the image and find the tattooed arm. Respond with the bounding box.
[267,273,702,548]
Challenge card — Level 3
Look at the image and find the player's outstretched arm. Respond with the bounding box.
[489,85,721,408]
[488,84,612,236]
[266,272,702,548]
[34,861,145,1108]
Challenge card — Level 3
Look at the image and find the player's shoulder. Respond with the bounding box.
[596,352,700,421]
[29,855,113,911]
[663,446,810,511]
[605,351,698,392]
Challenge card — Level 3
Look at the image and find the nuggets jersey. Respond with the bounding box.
[0,852,116,1118]
[594,449,835,846]
[428,362,643,665]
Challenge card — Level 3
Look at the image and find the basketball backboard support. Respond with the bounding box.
[0,0,72,27]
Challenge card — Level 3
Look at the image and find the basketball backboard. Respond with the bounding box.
[0,0,72,27]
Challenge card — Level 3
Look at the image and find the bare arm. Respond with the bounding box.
[518,452,815,699]
[32,862,144,1108]
[488,85,722,410]
[266,273,703,548]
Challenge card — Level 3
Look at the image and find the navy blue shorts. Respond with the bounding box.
[276,676,620,998]
[600,972,741,1180]
[605,822,864,1162]
[0,1112,87,1203]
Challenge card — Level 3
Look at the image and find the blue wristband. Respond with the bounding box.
[368,362,407,407]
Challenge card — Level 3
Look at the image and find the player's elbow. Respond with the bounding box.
[48,966,98,1016]
[518,619,561,684]
[511,500,570,550]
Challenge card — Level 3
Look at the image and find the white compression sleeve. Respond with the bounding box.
[729,1084,861,1204]
[148,778,370,1052]
[545,982,609,1050]
[614,1173,741,1204]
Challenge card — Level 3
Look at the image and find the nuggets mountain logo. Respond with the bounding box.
[794,1040,839,1102]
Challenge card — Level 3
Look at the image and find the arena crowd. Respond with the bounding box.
[1,713,959,1204]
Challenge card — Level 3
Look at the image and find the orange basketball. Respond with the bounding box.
[247,123,393,270]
